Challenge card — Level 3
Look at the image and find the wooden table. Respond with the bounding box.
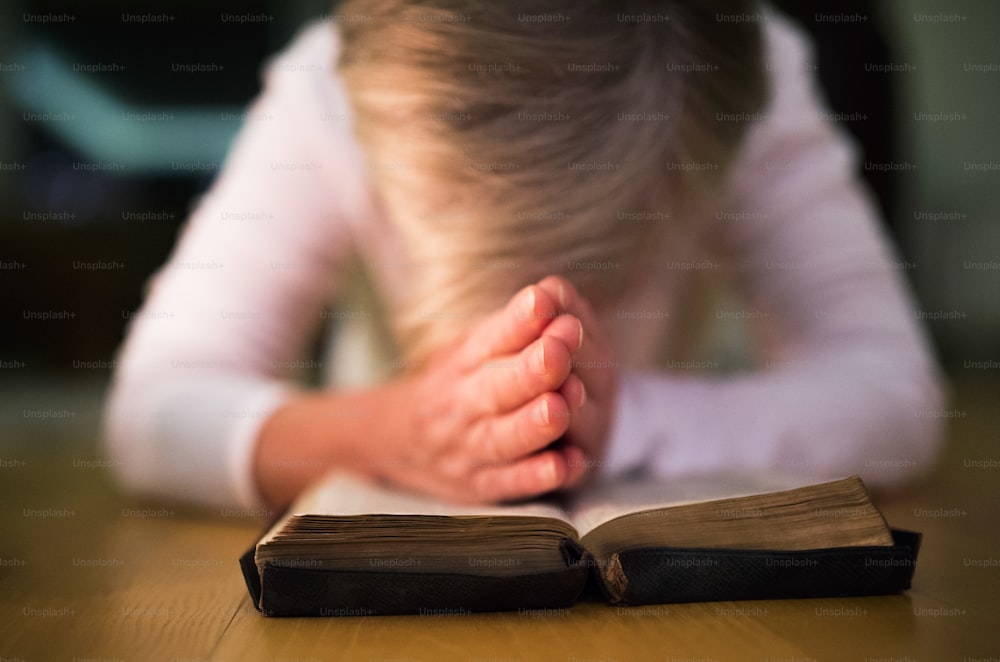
[2,376,998,661]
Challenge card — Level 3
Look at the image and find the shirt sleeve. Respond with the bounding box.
[601,12,947,488]
[103,23,371,510]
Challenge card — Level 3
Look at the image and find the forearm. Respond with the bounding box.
[103,373,292,509]
[604,356,946,488]
[253,380,414,509]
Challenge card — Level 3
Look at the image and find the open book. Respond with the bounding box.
[240,472,921,616]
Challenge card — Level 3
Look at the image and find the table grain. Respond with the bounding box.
[2,377,997,661]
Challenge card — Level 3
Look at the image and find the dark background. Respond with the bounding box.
[1,0,998,391]
[1,0,333,376]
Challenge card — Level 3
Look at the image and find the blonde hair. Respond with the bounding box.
[335,0,766,369]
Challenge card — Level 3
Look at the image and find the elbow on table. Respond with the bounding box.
[100,373,159,502]
[855,368,949,491]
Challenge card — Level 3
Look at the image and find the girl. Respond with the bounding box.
[105,0,944,510]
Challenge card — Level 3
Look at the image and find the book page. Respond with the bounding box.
[259,471,572,546]
[256,472,583,577]
[567,471,826,537]
[298,472,571,518]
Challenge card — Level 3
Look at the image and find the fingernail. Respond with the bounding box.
[578,382,587,408]
[534,340,547,374]
[537,398,550,425]
[576,318,584,350]
[541,457,557,485]
[521,287,536,320]
[557,282,568,308]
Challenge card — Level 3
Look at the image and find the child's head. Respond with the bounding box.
[335,0,766,367]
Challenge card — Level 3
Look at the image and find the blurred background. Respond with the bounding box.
[1,0,998,450]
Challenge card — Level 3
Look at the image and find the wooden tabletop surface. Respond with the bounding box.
[1,376,998,661]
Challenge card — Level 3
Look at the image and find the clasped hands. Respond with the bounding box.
[385,276,619,503]
[255,276,618,507]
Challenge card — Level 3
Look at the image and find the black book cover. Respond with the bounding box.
[239,529,920,616]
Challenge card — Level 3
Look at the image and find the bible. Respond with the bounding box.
[239,472,920,616]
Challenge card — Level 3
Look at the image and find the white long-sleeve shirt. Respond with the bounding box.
[104,13,945,510]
